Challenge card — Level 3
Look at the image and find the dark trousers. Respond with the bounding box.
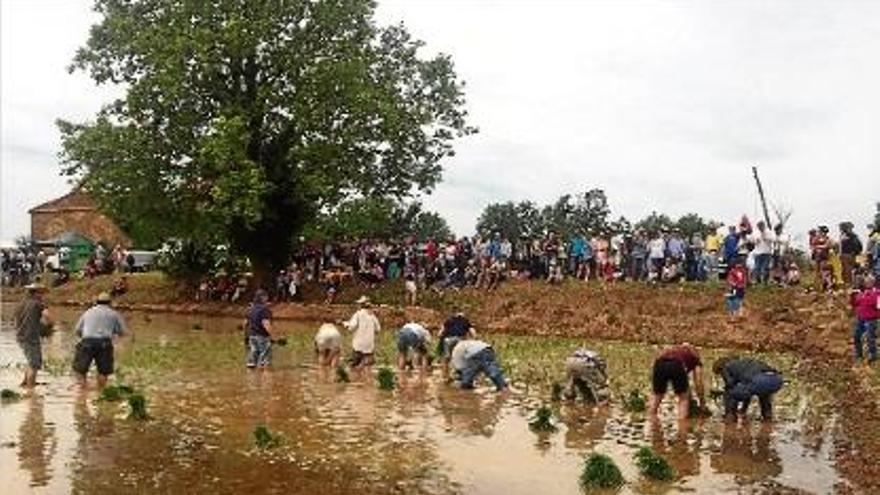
[724,372,783,419]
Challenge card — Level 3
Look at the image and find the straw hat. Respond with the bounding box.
[96,292,112,304]
[355,295,371,305]
[24,283,47,292]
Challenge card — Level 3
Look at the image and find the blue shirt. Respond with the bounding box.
[246,304,272,337]
[571,237,586,257]
[667,237,685,258]
[723,234,739,261]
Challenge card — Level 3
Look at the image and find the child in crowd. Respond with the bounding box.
[404,272,418,306]
[725,257,747,318]
[850,273,880,363]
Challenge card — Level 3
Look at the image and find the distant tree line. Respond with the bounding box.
[476,189,722,241]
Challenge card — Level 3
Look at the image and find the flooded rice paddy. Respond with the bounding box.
[1,304,843,494]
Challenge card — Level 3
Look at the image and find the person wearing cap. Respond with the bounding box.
[72,292,127,388]
[396,322,432,372]
[649,343,706,420]
[13,283,53,388]
[314,323,343,368]
[712,355,784,421]
[563,348,610,404]
[342,295,381,369]
[244,289,274,369]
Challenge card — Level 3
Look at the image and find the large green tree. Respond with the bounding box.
[476,201,543,240]
[58,0,474,279]
[304,197,451,241]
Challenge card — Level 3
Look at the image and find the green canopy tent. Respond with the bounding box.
[43,232,95,272]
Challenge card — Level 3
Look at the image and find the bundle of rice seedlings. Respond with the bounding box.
[688,399,711,418]
[633,446,675,481]
[127,393,149,420]
[335,364,350,383]
[253,425,281,449]
[98,384,135,402]
[377,366,396,391]
[580,453,625,490]
[550,382,564,402]
[1,388,22,402]
[529,405,558,432]
[623,389,647,412]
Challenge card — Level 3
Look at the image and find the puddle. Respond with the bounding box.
[0,304,842,494]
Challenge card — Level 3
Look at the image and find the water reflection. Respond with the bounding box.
[647,418,701,478]
[17,395,57,487]
[710,421,782,482]
[436,386,505,437]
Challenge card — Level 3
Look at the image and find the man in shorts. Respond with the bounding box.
[314,323,342,368]
[437,310,475,378]
[713,355,784,421]
[72,292,128,389]
[563,348,610,404]
[396,322,431,372]
[13,283,53,388]
[342,295,381,369]
[649,343,705,420]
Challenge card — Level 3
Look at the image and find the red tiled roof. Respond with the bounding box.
[29,189,96,213]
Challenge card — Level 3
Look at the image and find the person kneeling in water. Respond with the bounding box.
[450,337,508,392]
[713,355,784,421]
[563,348,610,404]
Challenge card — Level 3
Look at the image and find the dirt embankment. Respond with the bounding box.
[2,273,854,357]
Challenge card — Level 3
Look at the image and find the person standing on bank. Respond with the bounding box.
[649,343,706,420]
[13,283,53,388]
[72,292,128,389]
[245,289,274,369]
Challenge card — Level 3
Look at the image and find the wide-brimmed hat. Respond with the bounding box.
[96,292,112,303]
[355,295,371,305]
[25,283,47,292]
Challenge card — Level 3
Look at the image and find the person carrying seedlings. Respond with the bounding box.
[396,322,432,372]
[649,343,705,420]
[449,336,508,392]
[563,348,610,404]
[342,295,381,369]
[850,272,880,363]
[244,289,274,369]
[712,356,784,421]
[725,257,747,318]
[314,323,342,368]
[437,310,476,378]
[13,283,53,388]
[72,292,128,389]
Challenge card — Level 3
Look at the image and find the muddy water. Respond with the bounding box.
[0,304,842,494]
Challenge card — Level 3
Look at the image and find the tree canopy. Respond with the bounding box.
[59,0,474,275]
[477,189,617,239]
[303,197,451,241]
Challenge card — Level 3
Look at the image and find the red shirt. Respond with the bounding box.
[727,266,747,289]
[851,288,880,321]
[658,346,702,371]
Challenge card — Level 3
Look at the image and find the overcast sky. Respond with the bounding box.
[2,0,878,246]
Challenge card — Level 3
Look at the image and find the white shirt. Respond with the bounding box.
[450,340,490,372]
[751,229,776,255]
[344,308,381,353]
[648,238,666,259]
[315,323,342,348]
[400,322,431,344]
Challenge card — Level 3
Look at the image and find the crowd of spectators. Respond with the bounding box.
[224,215,876,303]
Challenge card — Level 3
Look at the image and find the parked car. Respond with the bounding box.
[127,250,157,272]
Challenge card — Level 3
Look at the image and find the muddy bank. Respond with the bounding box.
[7,274,854,358]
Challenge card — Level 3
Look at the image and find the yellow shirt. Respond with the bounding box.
[705,234,721,252]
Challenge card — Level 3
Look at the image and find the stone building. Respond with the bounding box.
[29,189,131,247]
